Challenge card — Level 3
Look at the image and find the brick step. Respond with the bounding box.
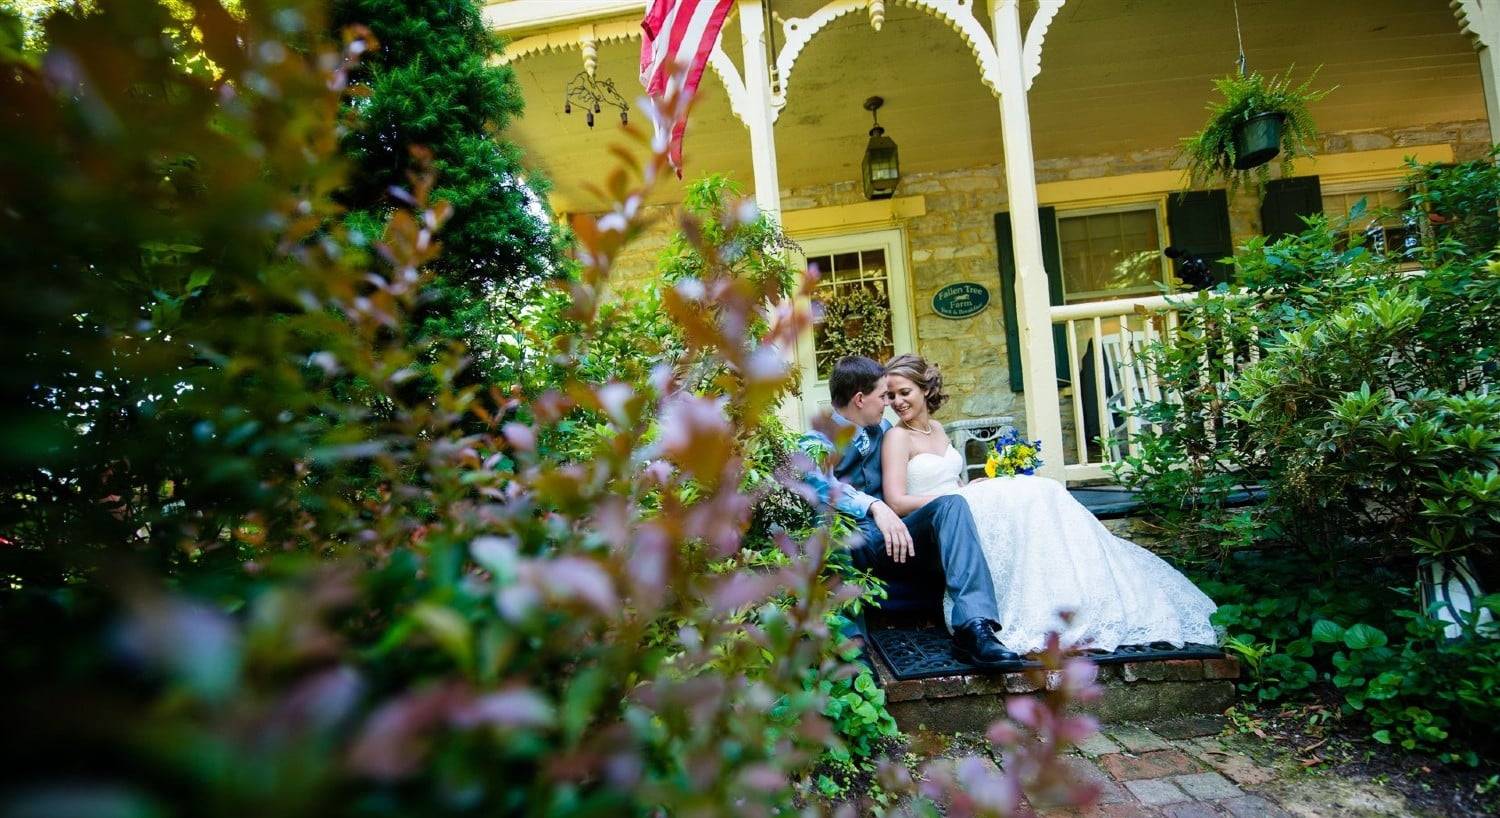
[872,650,1240,734]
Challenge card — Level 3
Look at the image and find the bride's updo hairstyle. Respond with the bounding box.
[885,354,948,414]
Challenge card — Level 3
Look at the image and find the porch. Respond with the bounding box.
[488,0,1498,483]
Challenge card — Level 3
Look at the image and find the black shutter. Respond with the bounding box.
[1261,176,1323,240]
[1167,190,1235,284]
[995,208,1067,393]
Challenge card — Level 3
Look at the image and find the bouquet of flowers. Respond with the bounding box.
[984,427,1044,477]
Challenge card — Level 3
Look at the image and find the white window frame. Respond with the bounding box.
[791,227,916,428]
[1320,176,1406,233]
[1053,200,1173,303]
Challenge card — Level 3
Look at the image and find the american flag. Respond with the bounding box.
[639,0,735,176]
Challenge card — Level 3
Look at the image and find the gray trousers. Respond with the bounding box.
[852,494,1000,626]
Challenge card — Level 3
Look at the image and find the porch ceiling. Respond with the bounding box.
[497,0,1486,214]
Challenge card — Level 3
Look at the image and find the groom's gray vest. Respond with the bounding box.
[834,418,890,501]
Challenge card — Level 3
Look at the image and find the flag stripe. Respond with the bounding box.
[639,0,733,175]
[639,0,686,91]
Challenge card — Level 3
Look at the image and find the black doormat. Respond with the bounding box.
[869,625,1224,681]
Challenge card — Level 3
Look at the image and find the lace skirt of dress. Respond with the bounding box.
[941,475,1219,655]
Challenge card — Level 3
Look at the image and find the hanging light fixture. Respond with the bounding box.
[861,96,900,200]
[563,72,628,128]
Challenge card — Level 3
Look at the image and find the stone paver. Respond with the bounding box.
[1054,756,1129,804]
[1179,737,1277,787]
[1097,750,1201,781]
[1171,771,1243,800]
[1159,803,1222,818]
[1046,804,1155,818]
[1219,794,1292,818]
[1123,778,1192,806]
[1150,715,1224,740]
[1075,731,1125,758]
[892,716,1418,818]
[1104,724,1173,753]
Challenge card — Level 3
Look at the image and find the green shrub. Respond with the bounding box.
[1121,155,1500,762]
[1207,556,1500,763]
[0,3,848,813]
[1120,157,1500,567]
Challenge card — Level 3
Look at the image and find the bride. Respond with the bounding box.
[878,353,1219,655]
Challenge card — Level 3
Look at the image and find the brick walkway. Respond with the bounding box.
[1035,723,1293,818]
[895,719,1427,817]
[1018,719,1433,818]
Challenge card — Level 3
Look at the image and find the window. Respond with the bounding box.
[1057,204,1169,302]
[1321,183,1416,256]
[807,247,895,379]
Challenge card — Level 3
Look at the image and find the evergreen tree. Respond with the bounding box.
[333,0,557,375]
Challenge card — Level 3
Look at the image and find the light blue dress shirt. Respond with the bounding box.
[796,410,881,520]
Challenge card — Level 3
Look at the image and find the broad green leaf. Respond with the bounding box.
[1343,623,1388,651]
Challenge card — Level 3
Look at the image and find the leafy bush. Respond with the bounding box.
[508,173,902,766]
[1205,556,1500,763]
[1121,155,1500,762]
[1,1,847,812]
[0,2,1104,815]
[1120,156,1500,568]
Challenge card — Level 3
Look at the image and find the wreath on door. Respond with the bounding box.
[818,285,892,375]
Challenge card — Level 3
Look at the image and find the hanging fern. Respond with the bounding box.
[1180,66,1333,194]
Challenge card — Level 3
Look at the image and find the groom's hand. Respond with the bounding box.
[870,501,914,563]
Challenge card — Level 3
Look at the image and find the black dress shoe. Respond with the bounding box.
[952,618,1021,668]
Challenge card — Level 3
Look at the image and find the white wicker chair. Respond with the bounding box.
[943,416,1017,484]
[1099,333,1153,460]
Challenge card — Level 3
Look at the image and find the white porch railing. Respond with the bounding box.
[1046,291,1248,484]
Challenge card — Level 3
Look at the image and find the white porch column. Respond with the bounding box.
[1479,46,1500,144]
[992,0,1064,481]
[737,0,782,223]
[736,0,801,426]
[1455,1,1500,144]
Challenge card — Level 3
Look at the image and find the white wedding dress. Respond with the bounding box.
[909,447,1219,654]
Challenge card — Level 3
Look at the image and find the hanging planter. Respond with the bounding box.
[1231,111,1285,169]
[1180,66,1333,194]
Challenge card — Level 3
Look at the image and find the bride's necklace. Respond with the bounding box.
[902,420,934,436]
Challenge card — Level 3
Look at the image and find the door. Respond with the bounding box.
[793,228,915,428]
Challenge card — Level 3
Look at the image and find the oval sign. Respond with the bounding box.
[932,282,991,319]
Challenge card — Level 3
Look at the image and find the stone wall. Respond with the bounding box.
[585,118,1490,443]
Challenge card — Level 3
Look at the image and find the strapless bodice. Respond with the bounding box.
[907,447,964,496]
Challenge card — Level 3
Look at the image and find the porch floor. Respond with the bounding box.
[1067,485,1266,520]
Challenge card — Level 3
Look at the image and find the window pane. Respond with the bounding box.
[1322,186,1410,254]
[806,254,832,282]
[812,249,896,378]
[1057,208,1163,299]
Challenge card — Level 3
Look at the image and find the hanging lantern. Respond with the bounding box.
[861,96,900,200]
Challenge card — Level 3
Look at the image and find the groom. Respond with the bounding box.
[800,356,1018,667]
